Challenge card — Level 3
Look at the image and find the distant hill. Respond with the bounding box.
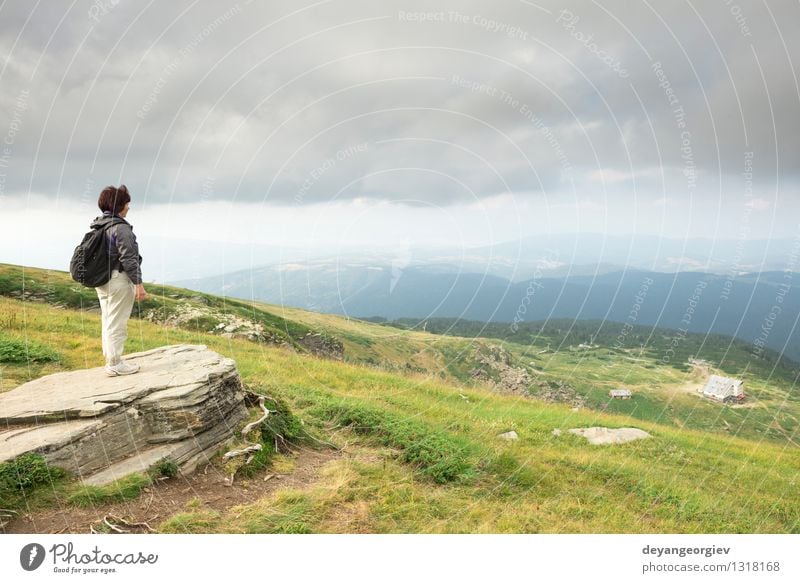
[372,317,800,385]
[467,232,798,274]
[167,233,800,288]
[173,262,800,362]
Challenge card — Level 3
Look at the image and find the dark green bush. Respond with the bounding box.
[0,333,61,364]
[236,394,310,479]
[0,454,65,508]
[150,457,179,478]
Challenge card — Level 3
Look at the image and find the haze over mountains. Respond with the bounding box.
[170,232,800,283]
[171,233,800,362]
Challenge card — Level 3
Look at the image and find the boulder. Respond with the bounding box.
[497,431,519,440]
[568,427,652,445]
[0,344,248,485]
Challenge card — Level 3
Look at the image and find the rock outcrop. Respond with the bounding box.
[0,344,248,485]
[470,343,532,396]
[297,331,344,360]
[530,379,587,408]
[143,301,277,343]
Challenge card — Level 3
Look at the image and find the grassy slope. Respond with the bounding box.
[0,263,798,533]
[253,303,800,446]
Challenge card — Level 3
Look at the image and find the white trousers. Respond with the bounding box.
[95,269,136,366]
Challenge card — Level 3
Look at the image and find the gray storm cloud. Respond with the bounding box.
[0,0,797,208]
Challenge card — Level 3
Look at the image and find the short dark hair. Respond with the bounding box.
[98,185,131,215]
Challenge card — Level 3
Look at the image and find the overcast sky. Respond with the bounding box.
[1,0,798,278]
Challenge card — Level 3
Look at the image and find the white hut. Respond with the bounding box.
[609,389,632,399]
[702,375,744,402]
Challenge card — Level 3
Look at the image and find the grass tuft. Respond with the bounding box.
[67,473,152,507]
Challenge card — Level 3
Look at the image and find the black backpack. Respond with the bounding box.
[69,217,127,288]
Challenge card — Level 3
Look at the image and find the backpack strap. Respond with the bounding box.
[95,218,129,255]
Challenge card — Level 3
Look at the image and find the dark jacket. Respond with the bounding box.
[89,211,143,284]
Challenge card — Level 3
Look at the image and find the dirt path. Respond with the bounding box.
[663,362,710,398]
[4,447,341,534]
[668,381,705,396]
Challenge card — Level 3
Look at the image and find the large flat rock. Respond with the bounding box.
[0,344,237,424]
[0,420,102,461]
[0,344,248,485]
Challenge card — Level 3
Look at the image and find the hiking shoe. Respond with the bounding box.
[105,360,140,376]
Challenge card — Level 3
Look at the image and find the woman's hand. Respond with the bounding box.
[134,283,148,301]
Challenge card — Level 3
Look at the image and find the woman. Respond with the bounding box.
[91,185,148,376]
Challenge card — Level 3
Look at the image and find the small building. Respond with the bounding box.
[609,389,632,399]
[702,375,744,403]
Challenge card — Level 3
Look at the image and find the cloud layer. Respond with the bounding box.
[0,0,798,230]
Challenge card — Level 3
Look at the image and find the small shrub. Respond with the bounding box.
[0,454,66,508]
[229,395,310,479]
[150,457,179,479]
[259,395,307,451]
[233,446,272,479]
[183,315,222,332]
[0,333,61,364]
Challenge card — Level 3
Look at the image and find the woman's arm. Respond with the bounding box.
[114,223,143,284]
[113,223,148,300]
